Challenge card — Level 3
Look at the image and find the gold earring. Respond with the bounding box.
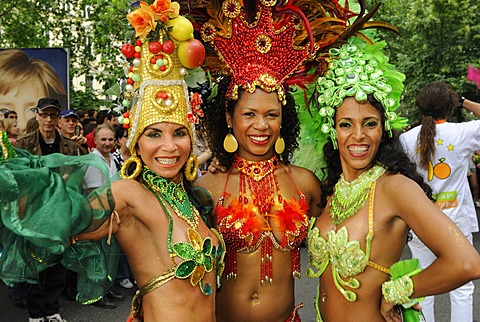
[275,136,285,154]
[223,128,238,153]
[120,153,143,179]
[184,153,199,181]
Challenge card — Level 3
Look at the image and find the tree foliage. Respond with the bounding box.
[367,0,480,122]
[0,0,130,111]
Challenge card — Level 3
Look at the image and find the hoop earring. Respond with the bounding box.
[223,128,238,153]
[275,136,285,154]
[184,153,199,181]
[120,154,143,179]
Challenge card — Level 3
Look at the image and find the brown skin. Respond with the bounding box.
[313,99,480,322]
[198,166,321,322]
[195,90,322,322]
[77,122,221,321]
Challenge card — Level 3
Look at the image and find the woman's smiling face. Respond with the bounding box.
[137,122,191,183]
[335,97,384,182]
[227,89,282,161]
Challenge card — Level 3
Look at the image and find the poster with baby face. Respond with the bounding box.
[0,48,69,134]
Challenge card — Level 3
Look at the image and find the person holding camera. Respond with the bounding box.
[57,109,88,155]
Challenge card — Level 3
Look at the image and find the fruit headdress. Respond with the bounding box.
[118,0,210,180]
[120,0,208,155]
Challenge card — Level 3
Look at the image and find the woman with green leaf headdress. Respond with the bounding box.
[301,38,480,322]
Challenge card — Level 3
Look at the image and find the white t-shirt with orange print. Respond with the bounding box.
[400,120,480,235]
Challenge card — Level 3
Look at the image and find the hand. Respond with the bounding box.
[380,298,402,322]
[207,157,227,173]
[71,134,87,146]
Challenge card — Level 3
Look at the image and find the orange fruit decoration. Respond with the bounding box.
[433,158,451,180]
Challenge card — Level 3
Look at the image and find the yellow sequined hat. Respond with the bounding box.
[121,1,207,155]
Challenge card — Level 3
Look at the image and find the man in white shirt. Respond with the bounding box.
[83,125,117,192]
[82,124,124,308]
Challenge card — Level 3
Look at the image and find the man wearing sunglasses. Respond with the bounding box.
[15,98,78,156]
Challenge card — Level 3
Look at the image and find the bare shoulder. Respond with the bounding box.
[379,172,424,197]
[284,163,322,216]
[285,164,321,186]
[111,179,147,208]
[194,171,227,198]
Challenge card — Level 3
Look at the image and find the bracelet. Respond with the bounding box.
[382,274,414,305]
[459,96,466,108]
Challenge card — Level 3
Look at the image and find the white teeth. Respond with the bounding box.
[349,147,368,153]
[250,136,268,142]
[156,158,177,165]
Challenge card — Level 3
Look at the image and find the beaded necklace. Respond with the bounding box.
[142,166,199,229]
[329,164,386,226]
[233,154,282,214]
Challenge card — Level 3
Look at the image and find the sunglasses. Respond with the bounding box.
[38,112,59,119]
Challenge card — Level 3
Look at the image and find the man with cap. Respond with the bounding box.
[58,109,88,155]
[14,98,79,322]
[15,98,78,157]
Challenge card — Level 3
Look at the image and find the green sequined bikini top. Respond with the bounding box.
[140,167,226,296]
[306,181,389,302]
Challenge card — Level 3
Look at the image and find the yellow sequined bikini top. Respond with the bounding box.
[306,181,389,302]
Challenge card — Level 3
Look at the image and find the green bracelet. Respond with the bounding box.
[382,274,414,305]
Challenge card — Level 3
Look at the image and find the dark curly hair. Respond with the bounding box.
[202,76,300,169]
[319,95,433,208]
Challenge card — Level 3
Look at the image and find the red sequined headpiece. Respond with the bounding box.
[201,0,314,104]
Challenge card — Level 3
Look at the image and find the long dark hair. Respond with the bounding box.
[415,82,458,170]
[320,95,432,208]
[202,76,300,169]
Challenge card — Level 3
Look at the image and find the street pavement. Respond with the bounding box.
[1,225,479,321]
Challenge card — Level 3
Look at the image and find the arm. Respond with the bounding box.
[197,148,212,166]
[386,175,480,298]
[291,166,322,218]
[462,98,480,117]
[75,179,130,241]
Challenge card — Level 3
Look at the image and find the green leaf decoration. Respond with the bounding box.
[389,258,420,280]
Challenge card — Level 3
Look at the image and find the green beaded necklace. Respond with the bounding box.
[142,166,199,229]
[329,164,386,226]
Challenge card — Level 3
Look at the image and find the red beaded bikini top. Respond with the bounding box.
[215,155,309,252]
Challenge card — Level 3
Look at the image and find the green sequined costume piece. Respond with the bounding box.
[0,148,119,303]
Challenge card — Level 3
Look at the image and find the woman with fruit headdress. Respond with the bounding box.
[0,1,225,321]
[399,81,480,322]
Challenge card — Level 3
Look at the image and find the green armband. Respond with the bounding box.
[382,259,423,305]
[382,274,414,304]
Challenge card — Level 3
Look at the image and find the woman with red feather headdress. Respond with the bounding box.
[193,0,396,320]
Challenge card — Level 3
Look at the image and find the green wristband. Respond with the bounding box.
[382,274,414,305]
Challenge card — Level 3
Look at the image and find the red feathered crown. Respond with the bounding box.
[201,0,314,104]
[196,0,399,106]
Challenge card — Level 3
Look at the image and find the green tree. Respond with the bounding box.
[368,0,480,122]
[0,0,130,111]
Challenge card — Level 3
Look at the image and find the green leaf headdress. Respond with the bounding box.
[310,37,408,150]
